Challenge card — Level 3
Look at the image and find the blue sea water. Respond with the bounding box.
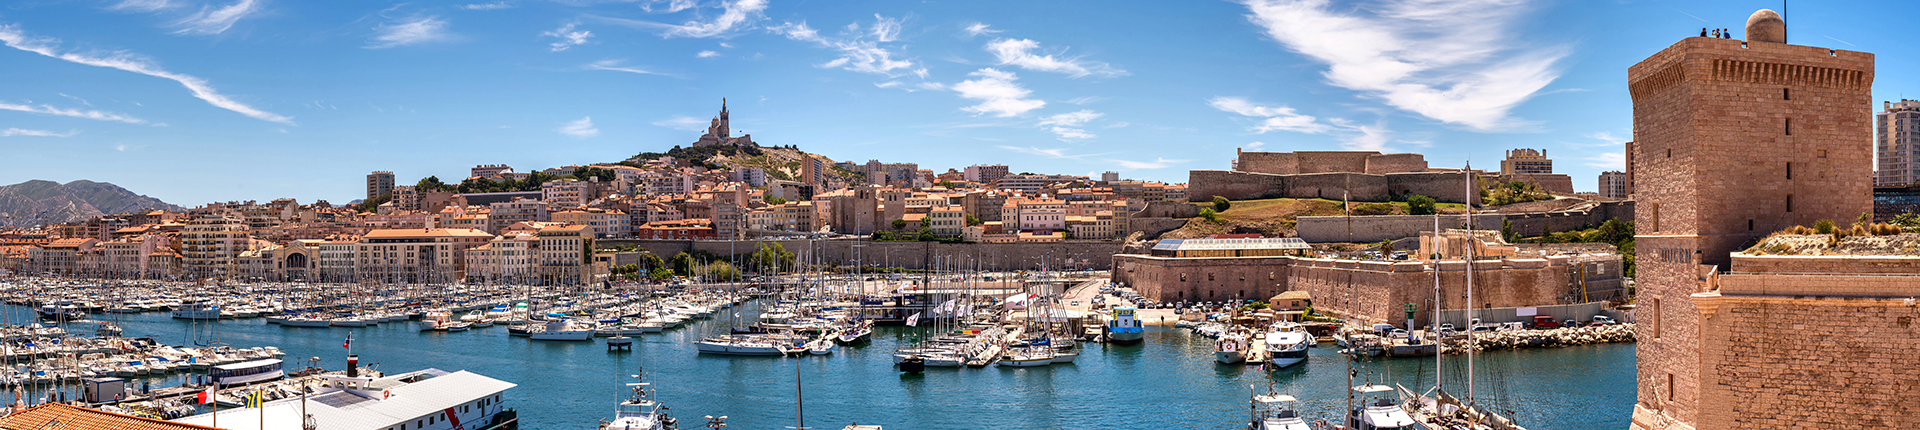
[10,303,1635,429]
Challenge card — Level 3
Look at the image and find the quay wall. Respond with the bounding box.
[1112,254,1625,327]
[597,239,1124,270]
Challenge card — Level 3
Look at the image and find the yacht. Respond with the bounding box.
[281,315,333,327]
[209,359,284,386]
[1247,390,1313,430]
[695,335,792,356]
[529,319,594,341]
[178,368,518,430]
[1104,306,1145,345]
[1264,322,1313,368]
[605,373,678,430]
[418,311,453,331]
[996,346,1055,368]
[171,300,221,320]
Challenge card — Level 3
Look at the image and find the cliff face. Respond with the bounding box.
[0,180,182,227]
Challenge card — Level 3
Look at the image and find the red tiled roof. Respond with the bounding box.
[0,403,223,430]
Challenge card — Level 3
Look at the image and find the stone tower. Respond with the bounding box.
[1627,9,1874,430]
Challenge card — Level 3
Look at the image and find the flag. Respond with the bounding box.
[245,390,262,408]
[905,312,921,327]
[343,333,352,349]
[196,387,214,404]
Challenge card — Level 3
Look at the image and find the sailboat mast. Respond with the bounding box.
[1434,210,1442,393]
[1464,164,1475,405]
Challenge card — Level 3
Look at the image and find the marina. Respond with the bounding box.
[0,277,1635,429]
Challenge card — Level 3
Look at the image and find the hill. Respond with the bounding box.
[0,180,183,227]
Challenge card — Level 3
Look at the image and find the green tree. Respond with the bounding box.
[939,180,955,189]
[1814,219,1836,234]
[892,219,909,230]
[648,268,672,281]
[1199,208,1218,222]
[355,193,392,213]
[638,253,666,273]
[698,261,738,281]
[1407,195,1437,215]
[416,176,454,193]
[917,228,935,242]
[965,214,982,226]
[668,252,696,276]
[764,196,788,205]
[1501,219,1516,243]
[1213,196,1232,212]
[746,242,795,273]
[918,217,932,230]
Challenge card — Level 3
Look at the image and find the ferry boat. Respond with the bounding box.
[604,372,678,429]
[1104,307,1144,345]
[1264,322,1313,369]
[210,358,285,386]
[1216,333,1249,364]
[171,300,221,320]
[178,368,518,430]
[36,302,87,321]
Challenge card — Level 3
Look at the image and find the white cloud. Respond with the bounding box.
[1107,157,1189,170]
[1244,141,1266,150]
[114,143,147,151]
[609,0,767,38]
[0,25,292,124]
[1236,0,1566,131]
[1065,96,1106,105]
[1337,122,1391,151]
[1104,121,1130,129]
[1585,131,1629,145]
[458,2,512,10]
[770,17,915,76]
[0,128,77,137]
[696,50,721,58]
[962,22,1000,38]
[641,0,699,14]
[1586,152,1625,169]
[952,68,1044,117]
[558,116,598,138]
[999,145,1100,160]
[1038,109,1104,140]
[542,23,592,52]
[171,0,259,35]
[0,101,150,125]
[651,115,707,131]
[586,59,677,77]
[110,0,176,12]
[985,38,1125,78]
[368,15,451,49]
[1208,96,1329,134]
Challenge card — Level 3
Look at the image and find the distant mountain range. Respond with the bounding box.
[0,180,183,227]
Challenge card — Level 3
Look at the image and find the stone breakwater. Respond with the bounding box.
[1441,324,1636,354]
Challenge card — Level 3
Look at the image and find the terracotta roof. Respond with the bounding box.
[0,403,222,430]
[361,228,493,239]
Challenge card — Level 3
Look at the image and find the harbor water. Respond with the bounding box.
[11,303,1635,429]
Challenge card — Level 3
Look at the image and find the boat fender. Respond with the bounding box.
[383,390,390,399]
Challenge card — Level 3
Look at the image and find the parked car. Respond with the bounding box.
[1592,315,1619,325]
[1530,315,1560,329]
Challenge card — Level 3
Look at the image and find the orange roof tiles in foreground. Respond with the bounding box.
[0,403,223,430]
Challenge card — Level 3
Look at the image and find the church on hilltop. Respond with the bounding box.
[692,98,757,148]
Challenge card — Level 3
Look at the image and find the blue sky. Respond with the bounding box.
[1,0,1915,205]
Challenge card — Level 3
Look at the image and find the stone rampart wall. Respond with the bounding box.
[1237,152,1298,175]
[1187,171,1478,205]
[1295,152,1374,174]
[1296,201,1635,243]
[1365,153,1429,174]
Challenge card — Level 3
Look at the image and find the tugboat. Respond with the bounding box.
[1104,306,1144,345]
[602,370,678,430]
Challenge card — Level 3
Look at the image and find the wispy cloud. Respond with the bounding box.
[1586,152,1625,169]
[651,115,707,131]
[953,68,1044,117]
[542,23,592,51]
[962,22,1000,38]
[114,143,146,151]
[1577,131,1630,147]
[998,145,1107,160]
[170,0,259,35]
[696,50,719,58]
[0,102,150,125]
[641,0,698,14]
[1106,157,1189,170]
[586,59,679,78]
[110,0,176,12]
[1,128,78,137]
[1236,0,1566,131]
[597,0,767,38]
[368,15,452,49]
[1244,141,1266,150]
[557,116,598,138]
[458,2,513,11]
[0,24,292,124]
[985,38,1125,78]
[1334,120,1392,151]
[1038,109,1103,140]
[769,16,916,76]
[1208,96,1329,134]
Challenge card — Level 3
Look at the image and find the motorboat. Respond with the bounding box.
[1216,333,1249,364]
[695,335,791,356]
[529,319,594,341]
[1265,322,1313,368]
[417,311,452,332]
[1247,389,1313,430]
[171,300,221,320]
[1346,384,1418,430]
[281,316,333,328]
[996,346,1055,368]
[604,373,676,430]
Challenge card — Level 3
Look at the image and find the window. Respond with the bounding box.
[1180,274,1187,282]
[1787,194,1793,212]
[1207,273,1215,281]
[1749,219,1754,231]
[1650,298,1661,340]
[1783,88,1790,100]
[1667,148,1672,158]
[1785,117,1792,135]
[1786,162,1792,179]
[1666,373,1675,402]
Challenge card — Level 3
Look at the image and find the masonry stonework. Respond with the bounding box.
[1188,170,1479,205]
[1629,12,1876,430]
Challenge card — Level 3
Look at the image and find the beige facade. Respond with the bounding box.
[1628,11,1875,430]
[1500,148,1554,175]
[354,228,493,283]
[1600,171,1631,200]
[537,225,592,285]
[367,171,394,202]
[929,206,966,238]
[465,234,538,284]
[180,215,252,279]
[1874,99,1920,186]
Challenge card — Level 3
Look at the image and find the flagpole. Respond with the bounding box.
[211,381,218,429]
